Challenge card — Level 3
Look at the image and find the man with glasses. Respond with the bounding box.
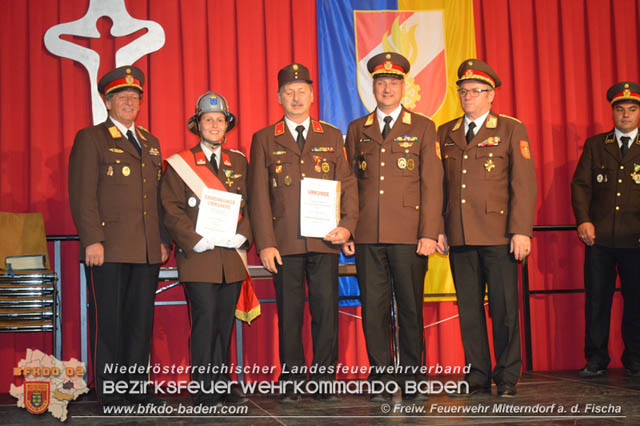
[571,81,640,379]
[437,59,537,397]
[69,65,171,407]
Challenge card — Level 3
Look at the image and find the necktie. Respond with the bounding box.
[210,152,219,174]
[621,136,631,157]
[126,130,141,155]
[296,125,305,152]
[382,116,393,139]
[466,122,476,144]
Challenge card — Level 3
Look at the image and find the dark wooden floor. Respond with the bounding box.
[2,370,638,425]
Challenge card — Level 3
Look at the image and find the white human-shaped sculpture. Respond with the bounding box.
[44,0,165,124]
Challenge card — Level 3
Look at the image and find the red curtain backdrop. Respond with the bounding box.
[1,0,638,390]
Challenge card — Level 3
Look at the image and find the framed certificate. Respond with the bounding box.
[195,188,242,247]
[300,178,340,238]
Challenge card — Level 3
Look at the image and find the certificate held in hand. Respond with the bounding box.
[195,187,242,247]
[300,178,340,238]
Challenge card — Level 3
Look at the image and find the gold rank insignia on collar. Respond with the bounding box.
[108,126,122,139]
[452,118,463,131]
[605,133,615,144]
[364,113,375,127]
[402,111,411,125]
[274,121,285,136]
[486,114,498,129]
[311,120,324,133]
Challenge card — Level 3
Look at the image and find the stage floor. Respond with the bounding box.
[2,370,638,425]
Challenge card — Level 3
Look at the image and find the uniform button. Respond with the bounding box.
[463,154,468,159]
[616,206,620,211]
[143,178,147,183]
[272,217,276,220]
[462,169,467,174]
[380,190,384,195]
[500,210,504,214]
[405,149,409,153]
[461,199,466,204]
[116,160,121,164]
[415,206,420,210]
[617,192,621,197]
[301,173,306,177]
[142,162,145,167]
[300,160,304,164]
[461,184,466,189]
[380,176,384,180]
[381,162,385,166]
[489,153,494,158]
[618,179,623,183]
[144,211,148,216]
[381,148,386,153]
[144,194,148,199]
[620,165,624,170]
[101,221,105,227]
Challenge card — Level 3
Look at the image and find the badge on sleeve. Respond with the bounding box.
[520,141,531,159]
[188,196,197,207]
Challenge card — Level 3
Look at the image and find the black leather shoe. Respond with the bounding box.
[497,384,517,397]
[448,384,491,398]
[279,392,301,404]
[224,384,248,404]
[369,392,386,402]
[314,392,340,402]
[626,366,640,377]
[579,363,606,378]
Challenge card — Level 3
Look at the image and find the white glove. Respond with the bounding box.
[193,238,215,253]
[229,234,247,249]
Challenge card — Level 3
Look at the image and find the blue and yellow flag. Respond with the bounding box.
[317,0,476,301]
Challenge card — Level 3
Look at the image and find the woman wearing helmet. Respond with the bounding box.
[161,91,252,406]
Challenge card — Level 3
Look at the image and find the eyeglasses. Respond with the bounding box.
[457,88,492,98]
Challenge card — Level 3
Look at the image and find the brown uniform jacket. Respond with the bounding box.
[345,107,443,244]
[438,112,537,246]
[161,145,252,283]
[68,118,170,263]
[248,118,358,256]
[571,130,640,248]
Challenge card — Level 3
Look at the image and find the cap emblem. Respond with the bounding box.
[125,75,134,84]
[209,96,218,105]
[624,83,630,88]
[125,68,131,74]
[292,64,299,70]
[384,60,393,71]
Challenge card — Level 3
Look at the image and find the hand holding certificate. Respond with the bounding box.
[195,188,242,248]
[300,178,340,238]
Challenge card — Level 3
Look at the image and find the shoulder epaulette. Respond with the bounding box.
[319,120,338,130]
[228,148,247,157]
[499,113,522,123]
[452,118,463,131]
[402,111,411,125]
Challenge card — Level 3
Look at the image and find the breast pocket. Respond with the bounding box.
[391,142,419,177]
[476,147,506,180]
[268,154,296,188]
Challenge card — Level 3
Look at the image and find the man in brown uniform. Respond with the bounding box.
[438,59,536,397]
[571,81,640,378]
[248,63,358,402]
[68,65,171,406]
[344,52,443,402]
[162,91,252,404]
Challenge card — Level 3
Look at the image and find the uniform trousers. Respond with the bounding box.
[184,280,242,399]
[355,244,428,384]
[584,244,640,370]
[449,245,521,388]
[273,252,339,384]
[86,262,160,404]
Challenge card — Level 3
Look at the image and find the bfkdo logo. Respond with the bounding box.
[24,382,50,414]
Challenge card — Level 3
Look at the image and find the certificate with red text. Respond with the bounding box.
[300,178,340,238]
